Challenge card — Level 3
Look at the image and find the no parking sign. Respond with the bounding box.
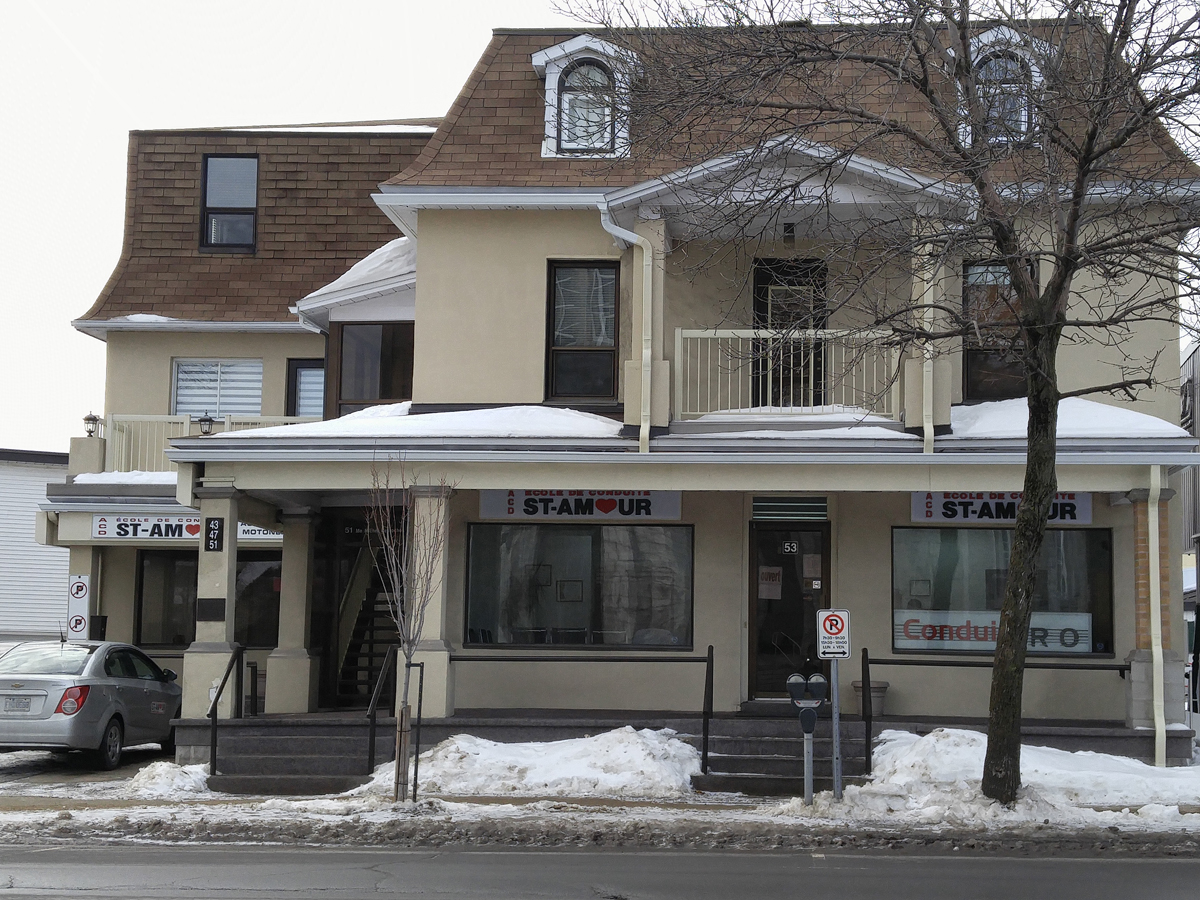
[66,575,90,638]
[817,609,851,659]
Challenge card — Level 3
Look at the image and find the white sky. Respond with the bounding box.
[0,0,582,453]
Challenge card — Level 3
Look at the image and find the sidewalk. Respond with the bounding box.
[0,727,1198,854]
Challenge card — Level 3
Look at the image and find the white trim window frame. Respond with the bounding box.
[962,27,1045,148]
[533,35,632,160]
[172,358,264,417]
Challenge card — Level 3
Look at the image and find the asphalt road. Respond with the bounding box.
[0,844,1197,899]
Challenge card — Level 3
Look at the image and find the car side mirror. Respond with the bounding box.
[162,668,178,683]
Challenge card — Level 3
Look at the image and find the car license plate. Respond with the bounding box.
[3,697,31,713]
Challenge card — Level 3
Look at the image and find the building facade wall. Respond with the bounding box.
[104,331,325,417]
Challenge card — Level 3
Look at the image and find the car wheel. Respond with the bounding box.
[95,718,123,770]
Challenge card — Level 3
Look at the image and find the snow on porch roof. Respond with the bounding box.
[949,397,1190,441]
[293,238,417,331]
[213,402,626,441]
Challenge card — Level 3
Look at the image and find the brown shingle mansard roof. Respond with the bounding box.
[387,26,1198,190]
[81,127,432,324]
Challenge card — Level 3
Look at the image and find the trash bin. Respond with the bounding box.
[852,680,889,717]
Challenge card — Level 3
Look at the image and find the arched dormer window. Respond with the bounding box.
[557,60,616,153]
[975,51,1032,141]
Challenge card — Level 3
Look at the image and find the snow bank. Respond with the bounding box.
[127,762,209,799]
[73,471,178,485]
[952,397,1187,439]
[218,403,624,441]
[775,728,1200,828]
[363,728,700,799]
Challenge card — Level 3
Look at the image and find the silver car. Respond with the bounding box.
[0,641,181,769]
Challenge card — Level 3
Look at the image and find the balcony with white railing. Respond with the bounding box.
[100,414,319,473]
[673,328,904,421]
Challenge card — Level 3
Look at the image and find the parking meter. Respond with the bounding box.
[786,673,828,806]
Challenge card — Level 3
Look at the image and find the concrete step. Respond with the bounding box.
[207,774,370,796]
[704,753,866,777]
[214,754,375,776]
[691,772,870,797]
[680,734,870,756]
[214,734,393,756]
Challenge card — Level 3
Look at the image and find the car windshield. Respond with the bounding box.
[0,644,96,676]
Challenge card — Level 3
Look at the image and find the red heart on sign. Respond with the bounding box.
[595,499,617,514]
[185,523,201,535]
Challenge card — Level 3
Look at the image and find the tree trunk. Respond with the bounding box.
[981,333,1061,804]
[393,659,413,802]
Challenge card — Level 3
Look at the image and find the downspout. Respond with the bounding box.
[599,204,654,453]
[1149,464,1167,766]
[922,354,935,454]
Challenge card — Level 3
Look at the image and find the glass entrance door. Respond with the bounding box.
[750,523,829,697]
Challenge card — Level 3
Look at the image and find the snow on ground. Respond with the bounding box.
[126,762,209,799]
[951,397,1189,439]
[6,728,1200,843]
[361,727,700,799]
[216,403,624,440]
[73,470,178,485]
[774,728,1200,830]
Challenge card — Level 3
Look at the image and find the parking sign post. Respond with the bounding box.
[818,609,851,801]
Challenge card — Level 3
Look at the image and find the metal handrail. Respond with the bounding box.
[450,646,716,774]
[207,644,245,775]
[859,648,1132,775]
[366,645,398,772]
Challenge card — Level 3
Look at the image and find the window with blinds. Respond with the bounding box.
[202,155,258,250]
[173,359,263,417]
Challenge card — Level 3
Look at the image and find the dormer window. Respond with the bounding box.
[558,61,616,153]
[532,34,630,159]
[975,51,1032,142]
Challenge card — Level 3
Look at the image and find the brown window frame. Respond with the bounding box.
[556,59,617,155]
[962,260,1034,403]
[327,321,415,418]
[545,260,620,404]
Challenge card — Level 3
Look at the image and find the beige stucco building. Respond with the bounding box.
[37,27,1200,777]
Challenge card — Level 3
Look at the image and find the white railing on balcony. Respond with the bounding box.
[105,415,319,472]
[674,328,903,420]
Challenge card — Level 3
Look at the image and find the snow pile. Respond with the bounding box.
[218,403,624,441]
[776,728,1200,828]
[952,397,1188,440]
[364,727,700,799]
[127,762,209,799]
[73,471,178,485]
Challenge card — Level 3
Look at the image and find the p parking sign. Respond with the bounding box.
[817,609,851,659]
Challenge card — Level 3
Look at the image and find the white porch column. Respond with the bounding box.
[407,486,455,718]
[266,513,320,713]
[181,489,240,719]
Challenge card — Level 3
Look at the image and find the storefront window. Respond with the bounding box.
[136,550,282,649]
[466,524,693,647]
[891,528,1113,655]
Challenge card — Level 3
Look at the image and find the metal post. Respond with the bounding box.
[831,657,842,801]
[702,644,714,775]
[246,662,258,717]
[861,647,872,776]
[803,731,814,806]
[412,662,425,803]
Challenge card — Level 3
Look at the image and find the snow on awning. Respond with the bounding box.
[293,238,417,332]
[949,397,1190,441]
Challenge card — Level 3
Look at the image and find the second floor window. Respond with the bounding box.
[174,359,263,417]
[558,61,616,153]
[963,262,1026,402]
[335,323,414,417]
[975,52,1031,143]
[202,155,258,250]
[547,262,618,401]
[287,359,325,418]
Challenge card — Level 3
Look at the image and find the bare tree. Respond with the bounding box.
[367,463,455,801]
[567,0,1200,802]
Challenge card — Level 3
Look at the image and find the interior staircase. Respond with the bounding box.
[336,594,399,708]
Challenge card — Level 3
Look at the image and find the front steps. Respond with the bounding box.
[176,716,395,795]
